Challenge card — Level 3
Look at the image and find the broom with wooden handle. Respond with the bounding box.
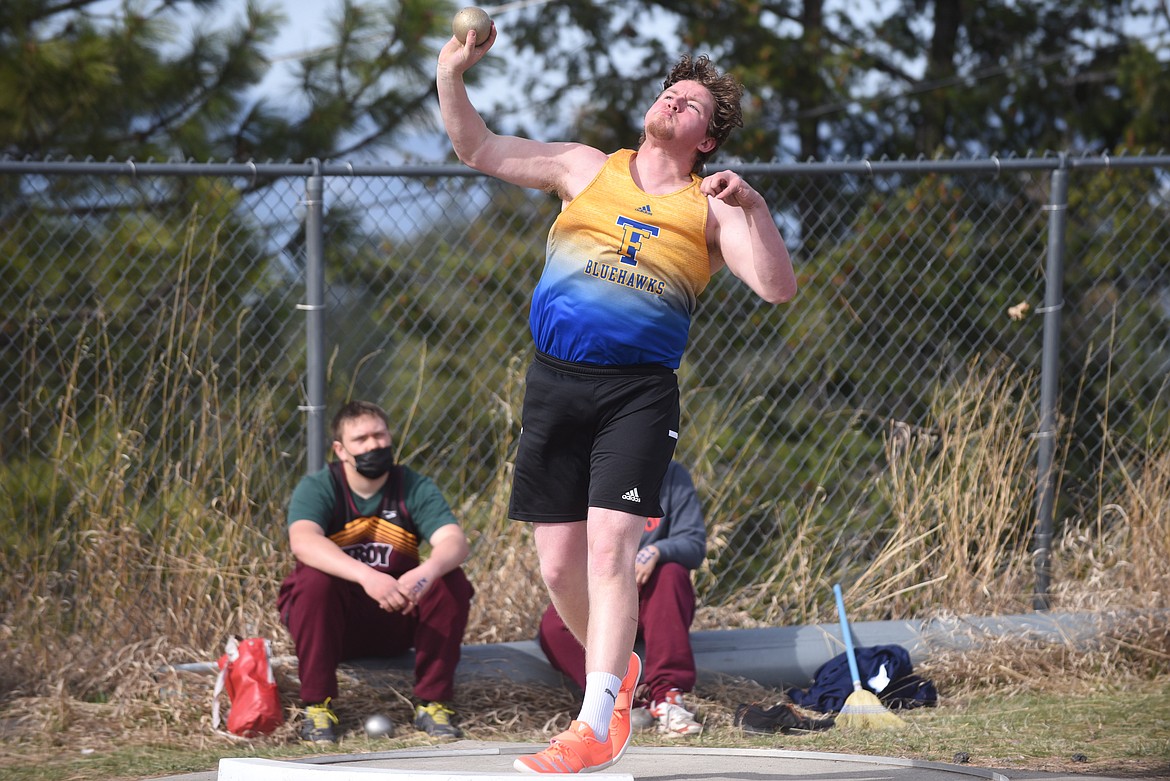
[832,583,905,729]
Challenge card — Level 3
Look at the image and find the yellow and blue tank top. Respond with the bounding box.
[529,149,711,369]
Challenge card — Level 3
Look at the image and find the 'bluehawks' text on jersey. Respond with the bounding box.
[529,149,711,368]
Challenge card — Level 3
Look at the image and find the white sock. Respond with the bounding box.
[578,672,621,741]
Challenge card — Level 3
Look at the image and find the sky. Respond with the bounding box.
[100,0,1170,165]
[78,0,597,163]
[251,0,568,161]
[265,0,559,58]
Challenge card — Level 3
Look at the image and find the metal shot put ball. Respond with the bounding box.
[364,713,394,738]
[453,6,492,46]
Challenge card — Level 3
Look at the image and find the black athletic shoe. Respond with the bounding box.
[414,701,462,739]
[300,698,339,743]
[734,702,835,734]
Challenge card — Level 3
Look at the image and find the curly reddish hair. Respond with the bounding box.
[661,54,744,173]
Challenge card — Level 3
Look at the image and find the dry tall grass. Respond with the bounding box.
[3,349,1166,686]
[857,365,1042,615]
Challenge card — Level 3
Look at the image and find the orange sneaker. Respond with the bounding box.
[513,720,615,774]
[607,651,642,766]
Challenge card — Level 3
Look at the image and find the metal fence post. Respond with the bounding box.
[1033,156,1069,610]
[302,163,327,474]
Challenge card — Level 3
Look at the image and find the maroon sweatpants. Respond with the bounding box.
[278,563,474,704]
[537,561,697,704]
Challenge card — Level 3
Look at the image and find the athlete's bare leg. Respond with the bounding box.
[533,521,590,643]
[534,510,643,675]
[583,506,643,678]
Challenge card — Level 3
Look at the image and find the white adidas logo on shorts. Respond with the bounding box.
[622,487,641,502]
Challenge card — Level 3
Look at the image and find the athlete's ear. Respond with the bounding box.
[698,136,716,154]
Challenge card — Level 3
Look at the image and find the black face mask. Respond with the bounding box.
[352,445,394,479]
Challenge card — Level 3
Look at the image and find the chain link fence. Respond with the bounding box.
[2,154,1168,620]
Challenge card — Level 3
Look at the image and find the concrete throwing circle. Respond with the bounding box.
[217,741,1010,781]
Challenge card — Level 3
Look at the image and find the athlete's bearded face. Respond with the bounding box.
[644,80,716,150]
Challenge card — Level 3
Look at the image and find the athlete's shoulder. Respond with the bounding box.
[560,145,621,200]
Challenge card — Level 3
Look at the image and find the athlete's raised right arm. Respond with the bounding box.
[436,27,606,200]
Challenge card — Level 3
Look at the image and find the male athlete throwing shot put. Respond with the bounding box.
[438,20,796,774]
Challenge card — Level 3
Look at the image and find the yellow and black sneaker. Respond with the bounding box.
[413,701,462,739]
[300,698,340,743]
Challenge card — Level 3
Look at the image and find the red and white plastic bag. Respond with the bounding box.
[212,636,283,737]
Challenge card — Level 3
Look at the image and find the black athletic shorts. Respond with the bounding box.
[508,352,680,522]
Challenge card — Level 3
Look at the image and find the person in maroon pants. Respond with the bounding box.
[538,460,707,737]
[277,401,474,743]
